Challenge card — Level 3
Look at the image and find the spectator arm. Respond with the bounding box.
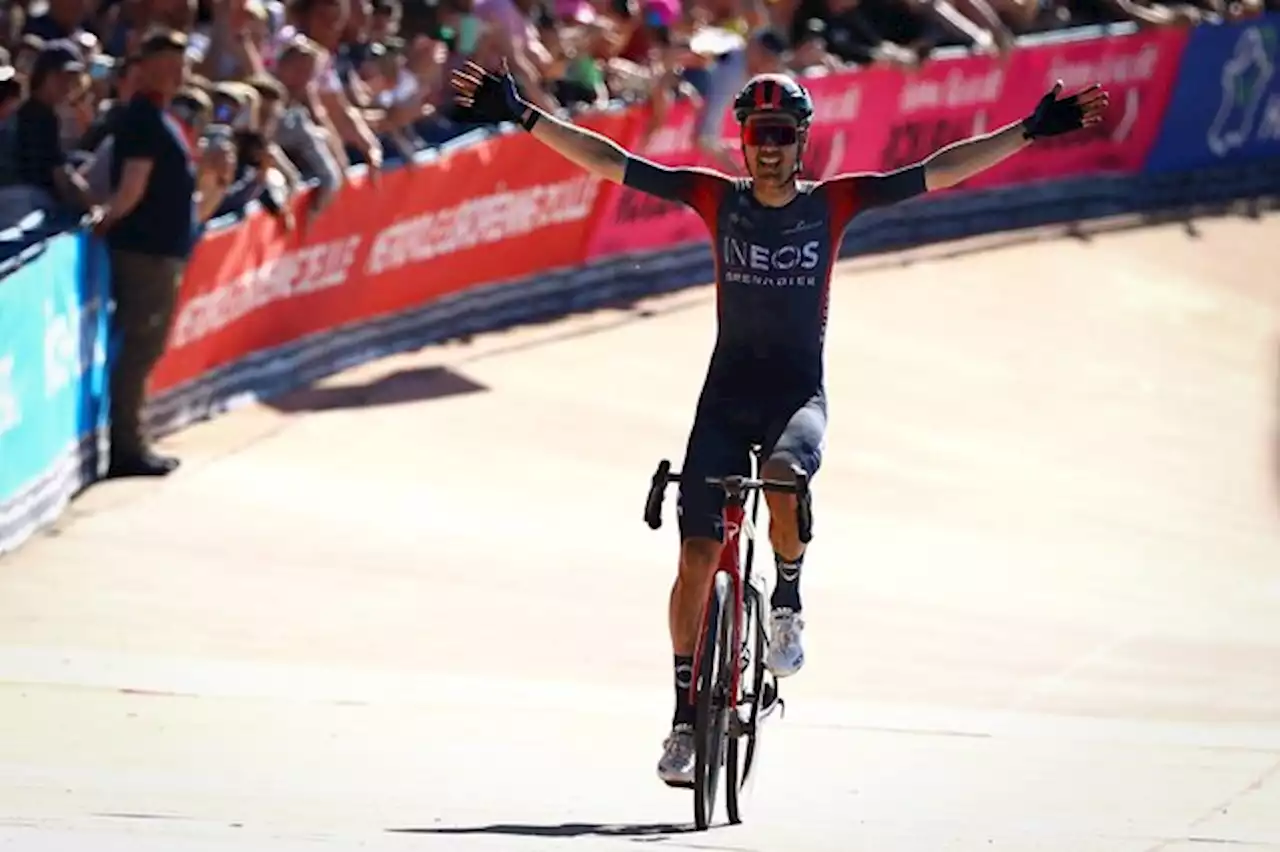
[98,158,153,229]
[318,87,382,168]
[923,0,1006,49]
[208,169,263,219]
[302,86,353,171]
[950,0,1017,46]
[266,142,303,188]
[286,124,344,209]
[232,30,267,79]
[196,167,236,222]
[1099,0,1183,25]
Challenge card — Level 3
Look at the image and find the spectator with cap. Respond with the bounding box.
[93,27,231,477]
[2,39,97,216]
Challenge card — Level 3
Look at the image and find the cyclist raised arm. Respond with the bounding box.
[817,79,1108,222]
[450,60,733,217]
[451,63,1109,789]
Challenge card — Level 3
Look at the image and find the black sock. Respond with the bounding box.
[672,654,695,727]
[771,552,803,612]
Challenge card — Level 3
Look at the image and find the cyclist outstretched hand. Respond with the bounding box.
[1021,80,1110,140]
[450,59,529,127]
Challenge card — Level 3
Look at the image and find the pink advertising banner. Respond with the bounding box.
[584,26,1189,259]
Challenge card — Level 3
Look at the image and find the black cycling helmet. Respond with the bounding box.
[732,73,815,128]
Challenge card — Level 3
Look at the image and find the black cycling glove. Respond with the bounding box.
[1021,82,1097,140]
[451,60,538,130]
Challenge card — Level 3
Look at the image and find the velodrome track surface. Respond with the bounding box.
[2,209,1279,852]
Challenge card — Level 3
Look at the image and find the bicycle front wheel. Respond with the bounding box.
[693,570,734,831]
[726,581,764,824]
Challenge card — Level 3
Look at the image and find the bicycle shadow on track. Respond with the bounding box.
[386,821,697,839]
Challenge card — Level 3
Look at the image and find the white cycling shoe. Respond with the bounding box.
[766,607,806,678]
[656,723,696,786]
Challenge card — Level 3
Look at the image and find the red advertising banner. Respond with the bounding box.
[584,26,1189,259]
[149,29,1189,399]
[150,111,631,395]
[852,26,1191,190]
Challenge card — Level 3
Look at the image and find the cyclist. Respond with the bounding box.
[450,62,1108,786]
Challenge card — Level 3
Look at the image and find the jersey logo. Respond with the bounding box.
[722,237,821,288]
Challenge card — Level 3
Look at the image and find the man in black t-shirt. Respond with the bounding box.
[94,28,203,478]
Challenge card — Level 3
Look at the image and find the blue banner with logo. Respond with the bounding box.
[1145,14,1280,173]
[0,230,111,555]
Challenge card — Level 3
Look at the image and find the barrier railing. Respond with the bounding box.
[2,15,1279,555]
[0,230,112,554]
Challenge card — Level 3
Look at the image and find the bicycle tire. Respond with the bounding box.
[725,582,763,824]
[740,586,771,787]
[693,570,734,831]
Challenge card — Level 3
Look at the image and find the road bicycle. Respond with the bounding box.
[643,445,813,830]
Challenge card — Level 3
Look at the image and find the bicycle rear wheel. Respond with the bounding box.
[693,570,734,831]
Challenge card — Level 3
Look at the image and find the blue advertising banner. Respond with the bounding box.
[1145,14,1280,173]
[0,230,111,555]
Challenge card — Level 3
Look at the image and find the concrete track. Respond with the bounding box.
[3,211,1279,851]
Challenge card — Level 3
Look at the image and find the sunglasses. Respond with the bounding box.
[742,120,798,147]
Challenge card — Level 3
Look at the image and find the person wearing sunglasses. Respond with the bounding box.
[450,62,1109,788]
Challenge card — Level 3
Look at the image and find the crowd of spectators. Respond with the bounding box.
[0,0,1274,474]
[0,0,1276,229]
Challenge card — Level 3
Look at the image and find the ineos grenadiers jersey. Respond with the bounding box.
[622,158,927,401]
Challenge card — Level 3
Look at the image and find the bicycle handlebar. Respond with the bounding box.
[643,459,813,543]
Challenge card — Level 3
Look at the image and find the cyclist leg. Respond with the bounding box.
[657,401,751,786]
[759,389,827,678]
